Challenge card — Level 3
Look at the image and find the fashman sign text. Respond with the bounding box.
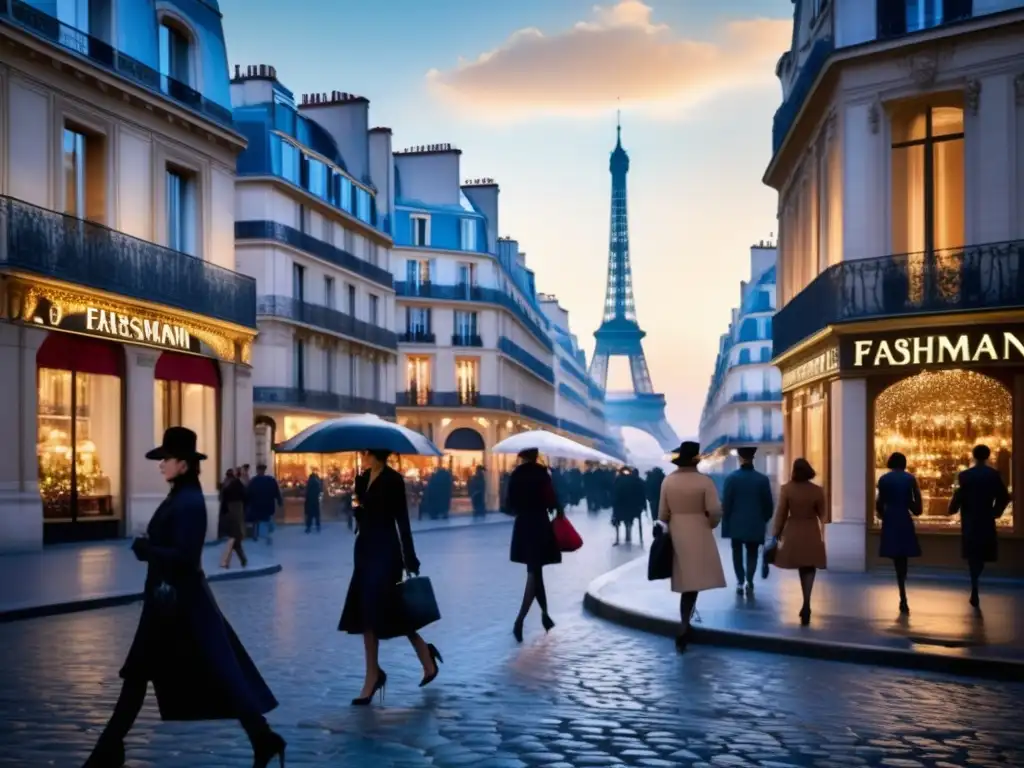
[852,331,1024,368]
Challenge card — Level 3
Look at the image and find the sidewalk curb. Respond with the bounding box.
[0,563,282,624]
[583,563,1024,682]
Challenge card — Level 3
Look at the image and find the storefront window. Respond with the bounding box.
[273,415,360,522]
[154,353,219,495]
[874,369,1013,529]
[36,335,123,537]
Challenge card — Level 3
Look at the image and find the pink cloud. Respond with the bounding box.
[425,1,791,118]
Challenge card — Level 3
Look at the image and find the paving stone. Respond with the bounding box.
[0,517,1019,767]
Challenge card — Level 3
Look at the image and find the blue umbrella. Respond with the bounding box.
[274,414,443,456]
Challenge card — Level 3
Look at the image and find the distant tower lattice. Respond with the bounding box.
[588,116,679,451]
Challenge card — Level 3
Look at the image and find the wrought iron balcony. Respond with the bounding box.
[257,295,397,350]
[727,390,782,405]
[498,336,555,384]
[396,390,516,411]
[399,329,436,344]
[773,241,1024,358]
[0,195,256,328]
[1,0,233,128]
[703,430,783,454]
[452,333,483,347]
[394,280,554,352]
[235,220,393,289]
[254,386,396,418]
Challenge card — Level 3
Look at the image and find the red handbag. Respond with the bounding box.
[552,515,583,552]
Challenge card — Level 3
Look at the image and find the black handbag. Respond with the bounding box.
[150,580,178,617]
[647,525,673,581]
[397,575,441,632]
[763,537,779,568]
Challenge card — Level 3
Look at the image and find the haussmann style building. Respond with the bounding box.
[0,0,257,550]
[230,69,398,521]
[767,0,1024,572]
[699,242,784,496]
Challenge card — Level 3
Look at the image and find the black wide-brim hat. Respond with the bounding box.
[670,441,701,467]
[737,446,757,460]
[146,426,207,461]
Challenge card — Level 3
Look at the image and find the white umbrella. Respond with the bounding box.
[492,430,624,465]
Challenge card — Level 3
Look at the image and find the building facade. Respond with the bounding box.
[768,0,1024,572]
[231,70,398,521]
[699,243,784,494]
[390,147,612,511]
[0,0,256,550]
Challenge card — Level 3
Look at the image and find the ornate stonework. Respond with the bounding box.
[903,50,942,88]
[868,100,881,134]
[965,79,981,115]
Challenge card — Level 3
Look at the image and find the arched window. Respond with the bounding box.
[155,352,219,492]
[874,369,1013,529]
[159,15,195,90]
[36,334,124,541]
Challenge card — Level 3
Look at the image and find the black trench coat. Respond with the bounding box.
[948,464,1011,563]
[120,478,277,721]
[507,462,562,568]
[338,466,421,639]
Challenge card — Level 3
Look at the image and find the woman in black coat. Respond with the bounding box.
[506,449,562,642]
[338,449,442,705]
[875,451,923,614]
[83,427,283,768]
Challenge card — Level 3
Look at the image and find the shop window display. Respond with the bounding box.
[874,369,1012,529]
[154,353,220,495]
[273,416,360,522]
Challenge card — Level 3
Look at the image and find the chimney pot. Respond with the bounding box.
[233,64,240,77]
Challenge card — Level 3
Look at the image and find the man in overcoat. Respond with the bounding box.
[948,443,1011,608]
[721,446,774,594]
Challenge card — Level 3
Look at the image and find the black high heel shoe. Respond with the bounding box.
[252,730,287,768]
[513,620,524,643]
[351,669,387,706]
[82,737,125,768]
[541,613,555,632]
[419,644,443,687]
[799,607,811,626]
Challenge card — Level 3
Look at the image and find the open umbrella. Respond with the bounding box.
[491,430,623,465]
[274,414,443,456]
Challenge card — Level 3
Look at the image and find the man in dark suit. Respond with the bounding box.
[948,444,1010,608]
[722,447,775,594]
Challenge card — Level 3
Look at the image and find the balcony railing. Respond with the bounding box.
[452,333,483,347]
[727,390,782,405]
[773,240,1024,358]
[498,336,555,385]
[1,0,234,128]
[258,295,397,350]
[704,430,783,454]
[235,220,393,289]
[396,390,516,411]
[399,330,436,344]
[395,280,554,352]
[0,195,256,328]
[254,386,396,418]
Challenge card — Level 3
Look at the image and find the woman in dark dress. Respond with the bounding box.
[506,448,562,642]
[876,451,923,614]
[83,427,283,768]
[338,450,442,705]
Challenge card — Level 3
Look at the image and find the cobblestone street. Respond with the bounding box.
[1,513,1022,767]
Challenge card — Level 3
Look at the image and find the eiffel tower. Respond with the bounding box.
[588,118,679,451]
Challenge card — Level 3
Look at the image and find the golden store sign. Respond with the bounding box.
[841,326,1024,371]
[781,346,839,391]
[3,279,252,363]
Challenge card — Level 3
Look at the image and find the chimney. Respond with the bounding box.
[392,144,462,207]
[230,64,288,108]
[298,90,372,183]
[368,127,395,235]
[462,178,499,254]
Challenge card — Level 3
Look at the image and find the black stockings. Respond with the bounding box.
[969,558,985,602]
[893,556,909,603]
[679,591,698,631]
[101,677,269,747]
[517,566,548,622]
[797,567,816,611]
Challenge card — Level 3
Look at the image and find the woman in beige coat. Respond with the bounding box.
[771,458,827,625]
[656,441,726,651]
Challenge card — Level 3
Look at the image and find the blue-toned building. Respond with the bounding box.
[390,144,611,508]
[229,68,398,519]
[768,0,1024,573]
[698,243,783,494]
[0,0,257,550]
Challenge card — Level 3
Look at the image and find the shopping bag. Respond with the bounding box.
[397,575,441,632]
[552,515,583,552]
[647,525,673,581]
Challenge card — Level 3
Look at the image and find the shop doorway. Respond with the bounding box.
[37,334,124,544]
[444,427,485,514]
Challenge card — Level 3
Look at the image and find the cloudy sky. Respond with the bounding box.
[221,0,794,450]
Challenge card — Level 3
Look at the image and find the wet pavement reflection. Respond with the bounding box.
[0,513,1021,766]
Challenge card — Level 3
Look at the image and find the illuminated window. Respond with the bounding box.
[874,369,1013,529]
[406,356,431,404]
[456,358,479,405]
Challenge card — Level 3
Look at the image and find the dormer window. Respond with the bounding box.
[411,215,430,247]
[159,18,193,89]
[460,218,478,251]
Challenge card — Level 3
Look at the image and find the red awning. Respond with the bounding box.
[37,333,123,376]
[155,352,220,387]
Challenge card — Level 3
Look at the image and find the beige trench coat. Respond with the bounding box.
[658,467,727,594]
